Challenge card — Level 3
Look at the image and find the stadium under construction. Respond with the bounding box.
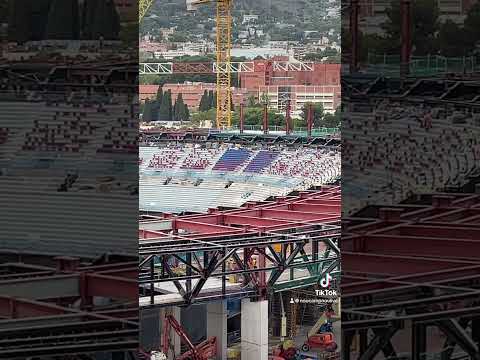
[342,60,480,358]
[138,134,342,360]
[0,4,139,354]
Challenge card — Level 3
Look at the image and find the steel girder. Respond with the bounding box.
[0,254,139,358]
[140,62,254,75]
[139,227,340,307]
[139,61,315,75]
[139,188,341,307]
[343,193,480,359]
[0,316,138,359]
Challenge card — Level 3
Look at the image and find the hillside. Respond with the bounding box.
[140,0,340,43]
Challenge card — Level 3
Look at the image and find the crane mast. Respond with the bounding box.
[140,0,234,128]
[215,0,233,129]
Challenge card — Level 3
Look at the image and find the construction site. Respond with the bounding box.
[139,1,341,359]
[139,184,341,360]
[343,0,480,358]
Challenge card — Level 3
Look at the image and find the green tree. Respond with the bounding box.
[166,90,173,120]
[231,107,285,127]
[0,0,8,24]
[45,0,80,40]
[294,117,307,129]
[247,95,258,108]
[301,103,325,127]
[169,31,189,42]
[156,87,163,101]
[208,90,215,109]
[304,52,324,61]
[259,92,270,105]
[323,109,341,128]
[81,0,97,39]
[173,93,188,122]
[150,87,162,120]
[31,0,53,41]
[199,90,209,112]
[143,99,154,122]
[158,90,172,121]
[436,20,469,57]
[382,0,439,55]
[8,0,32,43]
[191,109,216,127]
[89,0,120,40]
[212,91,217,110]
[464,2,480,52]
[119,22,138,47]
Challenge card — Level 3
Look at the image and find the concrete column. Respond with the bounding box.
[162,307,182,359]
[241,299,269,360]
[207,301,228,360]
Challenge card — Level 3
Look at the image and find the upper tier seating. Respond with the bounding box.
[212,148,252,171]
[148,148,185,169]
[343,99,480,214]
[181,148,223,170]
[244,150,278,173]
[98,113,138,154]
[22,115,96,152]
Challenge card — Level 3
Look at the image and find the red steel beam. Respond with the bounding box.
[349,235,480,260]
[261,208,338,222]
[85,274,137,300]
[400,0,411,77]
[0,296,72,318]
[384,224,480,239]
[342,252,475,276]
[174,219,244,234]
[224,214,291,227]
[289,203,340,213]
[239,103,245,134]
[343,265,480,294]
[263,104,269,135]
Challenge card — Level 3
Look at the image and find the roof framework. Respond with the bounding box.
[343,193,480,360]
[139,187,341,307]
[0,253,138,358]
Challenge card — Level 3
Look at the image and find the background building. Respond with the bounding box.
[259,85,341,116]
[140,60,341,117]
[240,61,340,90]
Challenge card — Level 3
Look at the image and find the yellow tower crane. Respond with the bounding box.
[139,0,155,22]
[139,0,233,128]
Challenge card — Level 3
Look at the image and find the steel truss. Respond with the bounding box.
[343,193,480,360]
[139,61,315,75]
[139,188,341,307]
[273,61,315,72]
[215,0,232,128]
[0,253,138,358]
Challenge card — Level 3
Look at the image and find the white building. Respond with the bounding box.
[153,49,201,60]
[259,85,341,118]
[243,15,259,24]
